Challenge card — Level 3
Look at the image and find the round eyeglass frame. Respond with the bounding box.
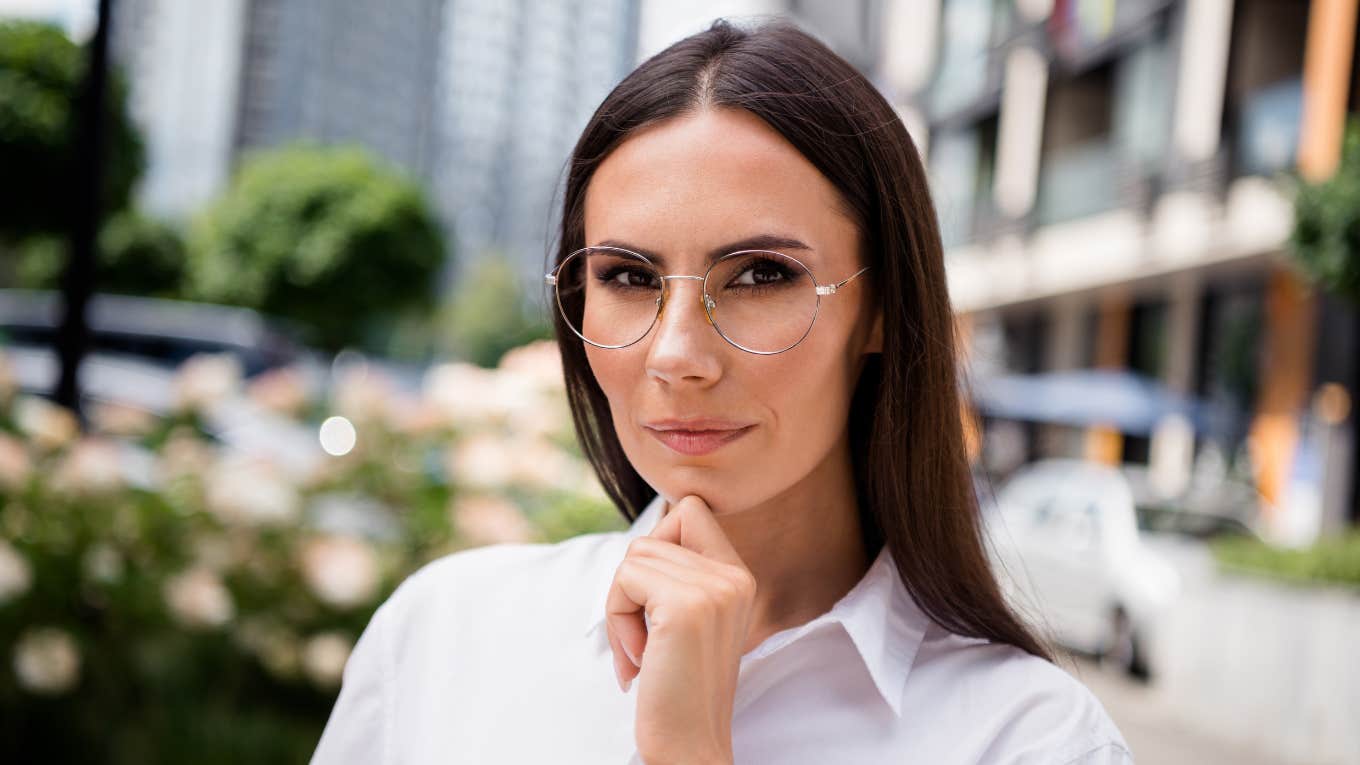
[544,245,871,356]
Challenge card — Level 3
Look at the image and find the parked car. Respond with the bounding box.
[982,459,1181,680]
[0,288,307,376]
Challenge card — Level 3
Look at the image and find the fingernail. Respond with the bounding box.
[622,675,632,693]
[623,642,640,668]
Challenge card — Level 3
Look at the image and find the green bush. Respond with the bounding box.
[1210,531,1360,588]
[439,256,551,367]
[0,341,621,763]
[188,144,448,352]
[1290,121,1360,303]
[0,20,144,243]
[17,209,189,297]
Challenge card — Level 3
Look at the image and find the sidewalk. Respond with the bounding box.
[1069,656,1303,765]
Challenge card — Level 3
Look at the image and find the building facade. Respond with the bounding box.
[877,0,1359,540]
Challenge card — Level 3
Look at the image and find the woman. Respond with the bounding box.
[313,18,1132,765]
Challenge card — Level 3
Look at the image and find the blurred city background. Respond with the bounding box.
[0,0,1356,762]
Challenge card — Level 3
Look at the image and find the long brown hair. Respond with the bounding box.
[549,18,1054,662]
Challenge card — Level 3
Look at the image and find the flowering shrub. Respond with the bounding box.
[0,341,623,763]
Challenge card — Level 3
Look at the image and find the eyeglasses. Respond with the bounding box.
[545,245,870,355]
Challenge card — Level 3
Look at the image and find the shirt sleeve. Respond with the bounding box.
[1060,740,1135,765]
[310,599,395,765]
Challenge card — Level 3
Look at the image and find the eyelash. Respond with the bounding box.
[592,256,799,293]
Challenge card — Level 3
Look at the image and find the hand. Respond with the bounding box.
[605,494,757,765]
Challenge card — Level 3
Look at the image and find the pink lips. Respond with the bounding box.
[644,421,756,456]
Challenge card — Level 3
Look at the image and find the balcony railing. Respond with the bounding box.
[1034,138,1120,226]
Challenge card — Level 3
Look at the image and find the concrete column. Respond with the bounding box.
[1172,0,1235,162]
[1248,268,1317,536]
[1084,292,1130,464]
[994,46,1049,218]
[1298,0,1359,181]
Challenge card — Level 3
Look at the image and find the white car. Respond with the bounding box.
[981,459,1181,679]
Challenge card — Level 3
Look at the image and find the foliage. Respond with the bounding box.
[439,256,552,368]
[1290,121,1360,304]
[1211,530,1360,588]
[0,20,145,243]
[0,340,621,763]
[17,209,188,297]
[187,144,447,352]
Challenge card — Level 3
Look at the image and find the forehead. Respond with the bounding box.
[583,108,858,268]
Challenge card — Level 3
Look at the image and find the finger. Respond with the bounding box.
[649,494,747,568]
[604,554,717,675]
[605,621,636,692]
[624,535,729,575]
[605,556,671,686]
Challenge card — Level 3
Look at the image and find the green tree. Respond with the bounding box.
[188,143,447,352]
[17,209,188,297]
[439,256,551,367]
[1290,121,1360,303]
[0,20,144,243]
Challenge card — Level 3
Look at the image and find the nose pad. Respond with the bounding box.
[657,282,717,327]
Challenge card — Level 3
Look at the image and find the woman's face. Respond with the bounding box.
[582,107,882,514]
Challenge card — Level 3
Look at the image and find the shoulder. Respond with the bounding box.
[909,625,1134,764]
[373,529,624,641]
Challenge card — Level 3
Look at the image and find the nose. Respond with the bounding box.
[643,276,724,386]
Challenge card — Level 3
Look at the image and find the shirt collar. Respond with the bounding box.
[582,493,928,718]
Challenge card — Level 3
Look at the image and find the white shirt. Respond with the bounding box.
[312,493,1134,764]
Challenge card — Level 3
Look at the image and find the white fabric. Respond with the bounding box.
[313,493,1134,764]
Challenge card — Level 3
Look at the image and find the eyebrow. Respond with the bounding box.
[591,234,814,268]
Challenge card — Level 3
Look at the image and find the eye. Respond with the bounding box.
[596,265,659,290]
[729,257,798,288]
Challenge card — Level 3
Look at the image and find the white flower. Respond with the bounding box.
[0,433,32,491]
[298,535,380,609]
[446,432,517,488]
[333,366,397,426]
[451,493,538,546]
[204,454,300,526]
[234,619,300,679]
[155,428,217,488]
[82,543,124,585]
[422,362,505,428]
[51,438,125,496]
[173,353,242,413]
[497,340,565,391]
[246,365,311,416]
[164,567,235,629]
[578,464,610,501]
[301,631,353,688]
[0,540,33,604]
[509,437,579,492]
[0,351,16,404]
[13,627,81,695]
[14,396,78,451]
[90,401,156,437]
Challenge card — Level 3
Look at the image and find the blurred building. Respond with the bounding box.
[434,0,639,290]
[111,0,641,294]
[877,0,1359,540]
[112,0,445,217]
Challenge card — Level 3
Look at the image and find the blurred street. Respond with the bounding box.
[1071,655,1297,765]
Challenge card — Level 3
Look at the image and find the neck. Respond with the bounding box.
[668,433,870,655]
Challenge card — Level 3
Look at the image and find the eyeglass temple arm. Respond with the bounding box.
[815,266,871,296]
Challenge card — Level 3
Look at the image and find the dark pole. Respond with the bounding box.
[54,0,114,422]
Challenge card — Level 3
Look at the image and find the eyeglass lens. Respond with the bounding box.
[553,248,819,353]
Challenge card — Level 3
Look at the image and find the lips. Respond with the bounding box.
[643,420,756,457]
